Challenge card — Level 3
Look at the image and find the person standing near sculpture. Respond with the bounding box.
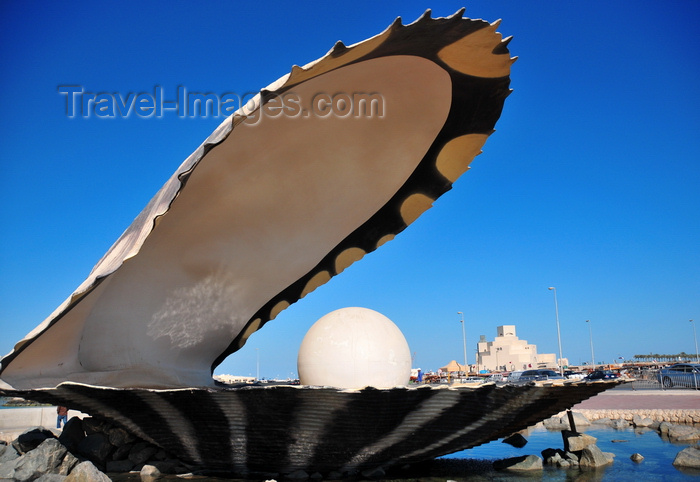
[56,405,68,428]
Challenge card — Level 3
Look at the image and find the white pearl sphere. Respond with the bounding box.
[297,307,411,388]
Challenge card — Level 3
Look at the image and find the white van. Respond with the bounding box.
[486,373,504,382]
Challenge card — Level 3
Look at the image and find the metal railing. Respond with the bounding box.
[618,368,699,390]
[657,370,700,390]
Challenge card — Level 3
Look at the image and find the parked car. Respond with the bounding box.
[458,377,485,384]
[506,371,524,383]
[518,369,565,382]
[564,370,585,380]
[657,363,700,389]
[584,370,620,381]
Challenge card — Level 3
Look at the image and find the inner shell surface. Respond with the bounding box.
[3,55,451,389]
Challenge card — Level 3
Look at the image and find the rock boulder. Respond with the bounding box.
[565,412,591,429]
[632,414,654,427]
[562,430,597,452]
[64,461,111,482]
[493,455,543,471]
[58,417,85,451]
[128,441,158,465]
[108,427,136,447]
[13,427,56,454]
[34,474,68,482]
[0,438,73,482]
[630,453,644,462]
[81,418,111,436]
[0,443,20,463]
[105,458,135,472]
[76,433,112,466]
[140,463,162,478]
[668,425,700,442]
[673,446,700,468]
[611,419,629,429]
[541,447,564,463]
[542,418,568,430]
[502,433,528,448]
[579,445,614,468]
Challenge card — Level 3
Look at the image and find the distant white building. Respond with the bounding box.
[476,325,566,372]
[214,374,255,384]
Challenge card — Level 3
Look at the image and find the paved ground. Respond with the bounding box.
[572,389,700,410]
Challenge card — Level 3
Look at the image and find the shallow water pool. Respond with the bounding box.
[437,424,700,481]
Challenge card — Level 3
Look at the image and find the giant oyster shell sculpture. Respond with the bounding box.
[1,9,618,476]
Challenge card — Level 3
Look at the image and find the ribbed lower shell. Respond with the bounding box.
[1,381,618,475]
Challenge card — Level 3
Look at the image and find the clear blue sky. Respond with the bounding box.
[1,1,699,380]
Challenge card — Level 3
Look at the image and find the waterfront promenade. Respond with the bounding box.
[573,388,700,410]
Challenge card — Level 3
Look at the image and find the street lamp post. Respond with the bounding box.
[691,320,699,363]
[458,311,467,374]
[586,319,595,368]
[548,287,564,374]
[256,348,260,380]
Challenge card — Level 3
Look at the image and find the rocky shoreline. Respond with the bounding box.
[0,416,190,481]
[552,408,700,424]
